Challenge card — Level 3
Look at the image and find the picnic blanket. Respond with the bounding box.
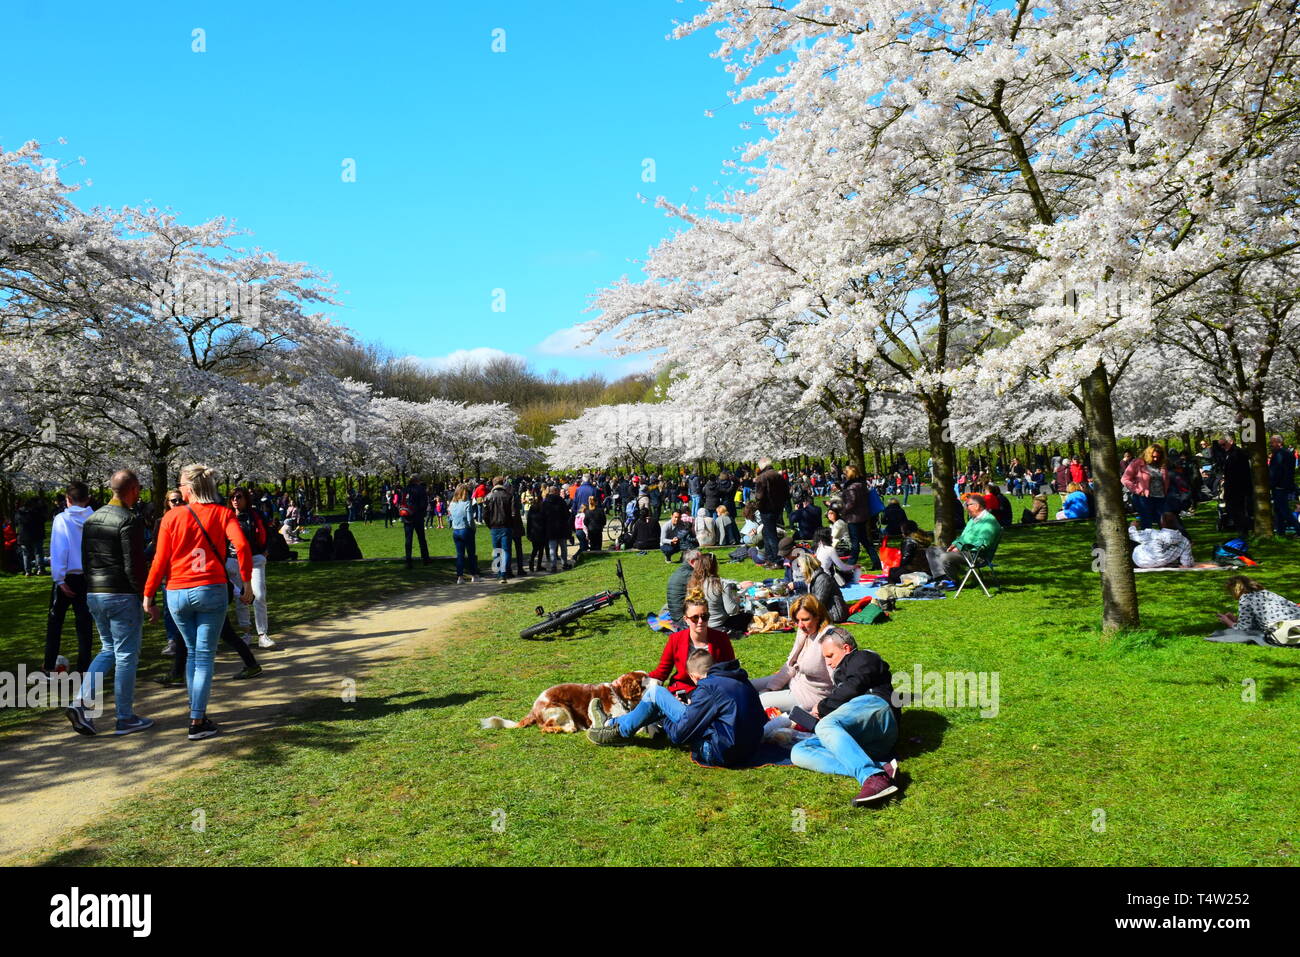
[646,612,675,633]
[1206,628,1300,648]
[1133,563,1230,573]
[843,582,947,602]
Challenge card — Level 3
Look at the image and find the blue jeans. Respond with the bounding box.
[490,527,511,578]
[18,542,44,574]
[847,521,881,570]
[1133,494,1166,529]
[452,527,479,577]
[612,683,686,736]
[166,584,228,720]
[792,693,898,784]
[689,494,700,517]
[82,593,143,723]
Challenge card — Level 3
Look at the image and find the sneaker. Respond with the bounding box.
[187,718,218,741]
[587,697,610,728]
[852,772,899,806]
[65,705,97,737]
[114,715,155,736]
[161,640,177,657]
[232,665,263,680]
[883,758,899,781]
[497,577,508,584]
[455,576,464,585]
[586,721,631,746]
[257,635,276,649]
[473,576,484,583]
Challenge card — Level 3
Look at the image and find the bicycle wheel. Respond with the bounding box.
[605,517,624,547]
[519,605,587,639]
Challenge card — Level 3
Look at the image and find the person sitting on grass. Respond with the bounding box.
[1209,575,1300,647]
[790,629,901,806]
[1128,512,1192,569]
[750,594,837,712]
[647,593,736,696]
[813,527,857,588]
[1057,482,1091,520]
[880,498,908,540]
[926,494,1002,583]
[660,509,697,563]
[714,504,739,546]
[660,549,699,631]
[630,506,660,552]
[688,552,752,634]
[790,496,822,540]
[792,553,848,623]
[893,520,932,579]
[1021,492,1049,524]
[587,648,767,768]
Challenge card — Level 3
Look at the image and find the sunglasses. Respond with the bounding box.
[685,614,707,623]
[168,498,183,505]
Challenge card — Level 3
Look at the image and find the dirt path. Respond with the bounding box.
[0,581,496,863]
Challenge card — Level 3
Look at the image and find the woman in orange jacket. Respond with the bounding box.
[143,464,253,741]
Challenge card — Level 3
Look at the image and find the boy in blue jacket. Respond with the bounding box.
[588,649,766,768]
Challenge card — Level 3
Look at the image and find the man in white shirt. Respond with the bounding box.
[43,482,96,677]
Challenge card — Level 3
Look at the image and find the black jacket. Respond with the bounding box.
[525,502,546,543]
[815,645,895,718]
[1263,447,1294,494]
[753,467,790,514]
[540,492,571,540]
[483,485,514,529]
[842,480,869,523]
[810,570,848,623]
[15,504,46,546]
[702,479,721,512]
[791,503,823,539]
[80,503,145,595]
[403,483,429,521]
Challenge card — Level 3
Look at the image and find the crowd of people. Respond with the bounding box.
[10,430,1298,760]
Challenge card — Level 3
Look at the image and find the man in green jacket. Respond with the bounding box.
[926,496,1001,582]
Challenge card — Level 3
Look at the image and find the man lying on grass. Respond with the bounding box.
[587,648,766,769]
[789,630,901,807]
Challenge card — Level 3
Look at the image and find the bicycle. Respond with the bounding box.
[520,559,638,639]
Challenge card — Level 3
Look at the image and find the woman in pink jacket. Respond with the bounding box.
[749,594,836,713]
[1121,445,1170,530]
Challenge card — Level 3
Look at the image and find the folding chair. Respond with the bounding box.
[953,544,998,597]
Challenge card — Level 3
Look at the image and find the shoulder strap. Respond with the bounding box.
[184,504,226,566]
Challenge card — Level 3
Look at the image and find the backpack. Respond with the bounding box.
[1214,539,1259,567]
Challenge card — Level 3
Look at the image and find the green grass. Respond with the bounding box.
[11,496,1300,866]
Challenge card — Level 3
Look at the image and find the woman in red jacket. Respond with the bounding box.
[143,464,252,740]
[648,593,736,696]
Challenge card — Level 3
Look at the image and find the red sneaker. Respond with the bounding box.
[852,772,898,806]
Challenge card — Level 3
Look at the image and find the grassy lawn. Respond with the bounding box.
[15,494,1300,866]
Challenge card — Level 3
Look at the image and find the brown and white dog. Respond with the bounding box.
[480,671,651,733]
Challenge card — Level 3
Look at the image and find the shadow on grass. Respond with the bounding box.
[897,709,949,759]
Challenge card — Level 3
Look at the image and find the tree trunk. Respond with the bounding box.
[1243,404,1273,537]
[843,419,868,479]
[151,457,170,507]
[1080,363,1140,632]
[923,392,962,547]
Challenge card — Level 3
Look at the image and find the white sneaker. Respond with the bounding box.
[257,635,276,649]
[455,576,464,585]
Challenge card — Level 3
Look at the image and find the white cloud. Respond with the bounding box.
[535,324,595,355]
[410,347,528,371]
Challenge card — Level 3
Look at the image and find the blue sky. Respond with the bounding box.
[1,0,753,379]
